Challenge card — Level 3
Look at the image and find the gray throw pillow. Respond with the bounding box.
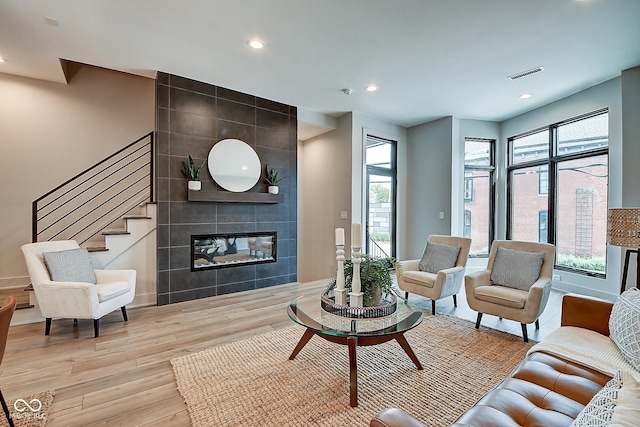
[418,241,461,274]
[490,247,545,291]
[609,288,640,371]
[43,247,96,284]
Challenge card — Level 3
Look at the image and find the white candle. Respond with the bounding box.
[351,223,361,248]
[335,228,345,246]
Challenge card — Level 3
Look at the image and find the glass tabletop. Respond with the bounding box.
[288,294,423,338]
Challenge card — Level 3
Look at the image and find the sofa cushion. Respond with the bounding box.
[609,288,640,372]
[418,241,460,274]
[42,247,96,284]
[490,247,545,291]
[450,352,611,427]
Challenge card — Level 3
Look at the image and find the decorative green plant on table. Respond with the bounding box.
[182,154,206,181]
[265,166,285,186]
[327,255,398,306]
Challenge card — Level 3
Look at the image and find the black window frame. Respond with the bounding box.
[507,108,609,278]
[464,137,495,258]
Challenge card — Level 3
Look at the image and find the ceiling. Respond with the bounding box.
[1,0,639,140]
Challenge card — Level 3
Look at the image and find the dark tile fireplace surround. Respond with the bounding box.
[156,72,297,305]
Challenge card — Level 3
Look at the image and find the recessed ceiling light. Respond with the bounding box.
[365,84,378,92]
[520,92,533,99]
[44,16,59,26]
[0,57,5,63]
[247,39,264,49]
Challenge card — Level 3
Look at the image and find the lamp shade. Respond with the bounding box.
[607,208,640,248]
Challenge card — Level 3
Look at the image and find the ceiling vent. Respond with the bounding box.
[508,66,545,81]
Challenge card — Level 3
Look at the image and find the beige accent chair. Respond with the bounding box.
[397,235,472,315]
[465,240,555,342]
[21,240,136,338]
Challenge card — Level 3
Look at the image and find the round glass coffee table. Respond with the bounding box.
[287,294,424,407]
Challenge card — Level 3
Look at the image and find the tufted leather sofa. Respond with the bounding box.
[370,294,617,427]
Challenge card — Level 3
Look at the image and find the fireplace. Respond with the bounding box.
[191,232,277,271]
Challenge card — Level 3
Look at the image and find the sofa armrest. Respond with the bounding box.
[561,293,613,336]
[370,408,424,427]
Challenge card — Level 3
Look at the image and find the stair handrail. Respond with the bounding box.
[32,131,154,244]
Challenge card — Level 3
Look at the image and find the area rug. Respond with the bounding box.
[0,390,55,427]
[171,315,533,427]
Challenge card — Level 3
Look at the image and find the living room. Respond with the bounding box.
[1,1,640,426]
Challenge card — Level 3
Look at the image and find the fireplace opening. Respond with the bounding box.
[191,232,277,271]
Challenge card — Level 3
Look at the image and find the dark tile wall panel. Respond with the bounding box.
[156,72,297,305]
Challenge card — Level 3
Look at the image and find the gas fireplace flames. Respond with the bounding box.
[191,232,277,271]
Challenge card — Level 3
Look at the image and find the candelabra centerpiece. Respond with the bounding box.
[323,224,397,318]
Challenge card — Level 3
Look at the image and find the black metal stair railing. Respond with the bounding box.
[32,131,154,244]
[369,238,390,258]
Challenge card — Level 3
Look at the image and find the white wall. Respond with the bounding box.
[619,66,640,290]
[404,117,454,258]
[298,114,353,282]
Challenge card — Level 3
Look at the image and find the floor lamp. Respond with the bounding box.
[607,208,640,294]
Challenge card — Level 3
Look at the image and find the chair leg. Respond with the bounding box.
[121,306,128,322]
[94,319,100,338]
[535,319,540,330]
[0,388,15,427]
[475,313,483,329]
[521,323,529,343]
[45,318,52,335]
[404,291,409,300]
[73,318,78,324]
[452,294,457,307]
[431,300,436,315]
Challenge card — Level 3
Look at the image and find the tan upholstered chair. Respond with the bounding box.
[397,235,472,315]
[465,240,555,342]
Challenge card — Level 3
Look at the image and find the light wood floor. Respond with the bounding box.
[2,280,564,426]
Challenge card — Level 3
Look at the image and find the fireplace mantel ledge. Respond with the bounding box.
[187,190,283,204]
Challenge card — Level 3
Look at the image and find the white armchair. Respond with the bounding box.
[21,240,136,338]
[397,235,472,315]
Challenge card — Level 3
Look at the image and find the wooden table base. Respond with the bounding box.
[288,329,423,407]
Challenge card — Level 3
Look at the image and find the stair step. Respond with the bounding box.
[0,286,31,308]
[101,230,131,236]
[86,246,109,252]
[123,215,152,220]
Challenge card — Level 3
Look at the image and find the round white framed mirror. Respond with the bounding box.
[208,139,261,192]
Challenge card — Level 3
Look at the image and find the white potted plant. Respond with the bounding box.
[265,166,284,194]
[183,154,206,191]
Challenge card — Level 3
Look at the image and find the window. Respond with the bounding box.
[464,173,474,202]
[463,210,472,239]
[538,166,548,196]
[507,109,608,276]
[538,211,547,243]
[464,138,495,256]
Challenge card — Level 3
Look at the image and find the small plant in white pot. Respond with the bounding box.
[183,154,206,191]
[265,166,284,194]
